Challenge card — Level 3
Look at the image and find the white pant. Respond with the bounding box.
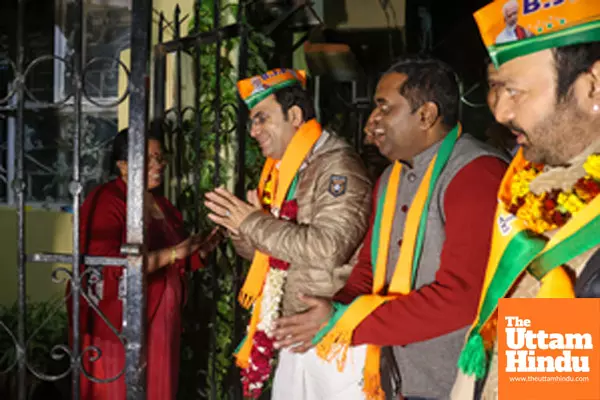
[271,345,367,400]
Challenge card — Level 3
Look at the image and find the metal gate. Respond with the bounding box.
[0,0,153,398]
[152,1,252,398]
[0,0,257,398]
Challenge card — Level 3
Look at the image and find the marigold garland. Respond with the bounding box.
[504,154,600,234]
[583,154,600,180]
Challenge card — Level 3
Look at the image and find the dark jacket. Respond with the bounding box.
[576,248,600,298]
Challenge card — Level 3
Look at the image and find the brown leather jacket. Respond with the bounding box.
[232,131,372,316]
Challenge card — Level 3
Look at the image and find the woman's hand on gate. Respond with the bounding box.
[195,226,225,259]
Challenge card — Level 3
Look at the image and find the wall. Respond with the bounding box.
[0,207,73,306]
[118,0,197,130]
[326,0,406,30]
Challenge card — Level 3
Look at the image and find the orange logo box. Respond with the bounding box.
[498,298,600,400]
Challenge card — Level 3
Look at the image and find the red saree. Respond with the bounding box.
[67,178,202,399]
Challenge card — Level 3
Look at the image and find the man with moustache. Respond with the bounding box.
[203,68,372,399]
[452,3,600,399]
[272,56,509,400]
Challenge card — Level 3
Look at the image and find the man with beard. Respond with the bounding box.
[271,56,509,399]
[452,2,600,399]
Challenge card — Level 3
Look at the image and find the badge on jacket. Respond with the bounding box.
[328,175,347,197]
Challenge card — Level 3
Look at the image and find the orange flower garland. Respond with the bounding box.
[504,154,600,234]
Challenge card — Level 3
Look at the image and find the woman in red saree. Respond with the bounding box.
[67,128,221,400]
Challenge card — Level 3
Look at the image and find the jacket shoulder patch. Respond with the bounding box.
[328,175,347,197]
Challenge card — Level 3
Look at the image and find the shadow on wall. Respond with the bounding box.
[324,0,348,27]
[0,207,73,307]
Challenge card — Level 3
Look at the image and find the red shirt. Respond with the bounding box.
[334,156,507,346]
[68,178,202,341]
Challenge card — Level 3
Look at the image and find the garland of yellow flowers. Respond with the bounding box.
[506,154,600,234]
[458,152,600,381]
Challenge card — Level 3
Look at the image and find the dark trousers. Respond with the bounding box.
[474,377,485,400]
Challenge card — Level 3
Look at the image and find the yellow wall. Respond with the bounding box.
[334,0,406,29]
[119,0,238,201]
[118,1,197,130]
[153,0,195,38]
[0,207,73,306]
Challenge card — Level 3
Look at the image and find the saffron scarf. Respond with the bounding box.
[458,149,600,379]
[234,118,322,368]
[313,125,462,399]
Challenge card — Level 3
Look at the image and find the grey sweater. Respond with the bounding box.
[376,134,508,399]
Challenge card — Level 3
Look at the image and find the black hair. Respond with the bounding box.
[386,55,460,128]
[273,84,316,122]
[553,42,600,101]
[111,128,130,165]
[111,121,163,174]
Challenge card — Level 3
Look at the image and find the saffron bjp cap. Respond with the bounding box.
[474,0,600,67]
[237,68,307,110]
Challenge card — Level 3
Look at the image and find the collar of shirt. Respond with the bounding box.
[400,139,443,181]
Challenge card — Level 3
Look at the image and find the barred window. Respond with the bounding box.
[0,0,130,206]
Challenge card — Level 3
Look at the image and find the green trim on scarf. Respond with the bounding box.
[529,215,600,280]
[488,19,600,67]
[312,302,350,344]
[370,182,388,273]
[286,174,300,202]
[371,125,460,282]
[235,335,247,354]
[459,211,600,378]
[410,125,460,288]
[458,229,545,379]
[474,231,545,335]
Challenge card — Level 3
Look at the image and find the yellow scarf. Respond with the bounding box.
[315,125,462,399]
[235,119,322,368]
[458,149,600,379]
[315,161,433,399]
